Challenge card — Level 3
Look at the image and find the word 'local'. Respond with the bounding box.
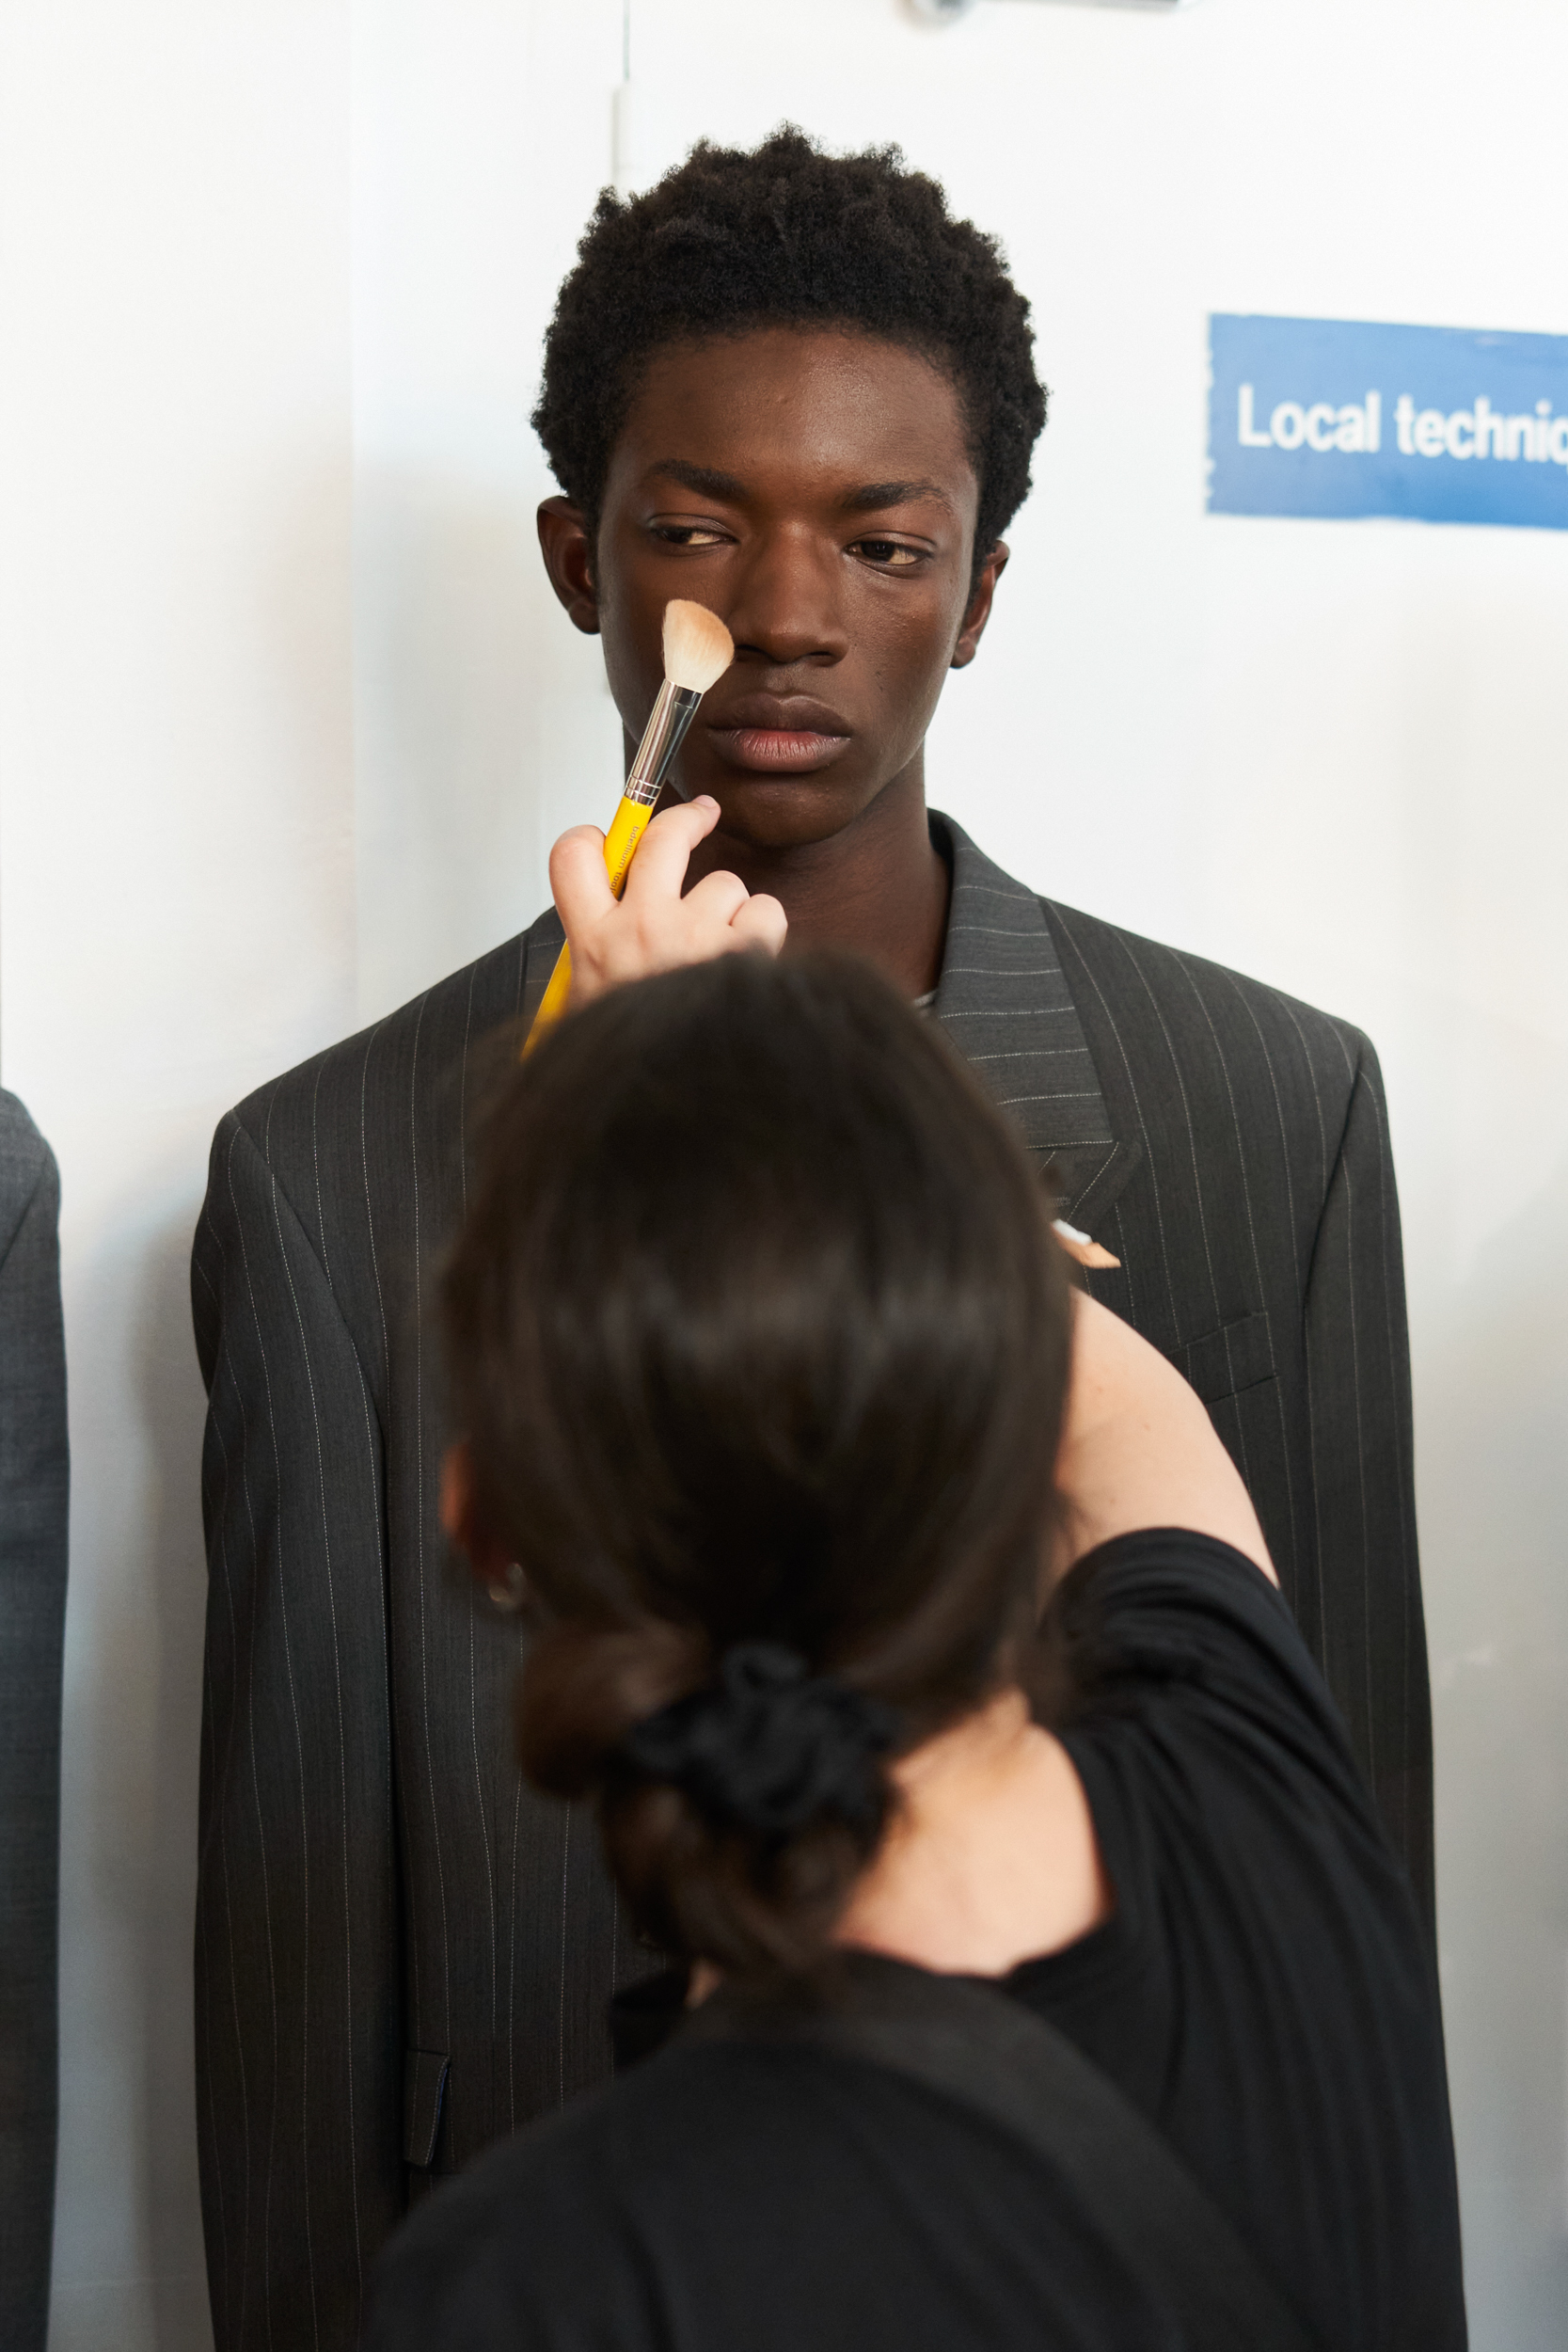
[1238,386,1568,466]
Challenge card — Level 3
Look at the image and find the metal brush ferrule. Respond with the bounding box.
[622,680,704,807]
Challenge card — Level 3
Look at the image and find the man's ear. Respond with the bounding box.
[537,496,602,636]
[950,541,1009,671]
[440,1439,513,1585]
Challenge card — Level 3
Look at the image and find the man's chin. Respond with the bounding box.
[696,772,887,855]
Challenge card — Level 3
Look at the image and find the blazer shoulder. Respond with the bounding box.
[1041,898,1375,1089]
[220,911,560,1168]
[0,1087,52,1182]
[0,1089,58,1260]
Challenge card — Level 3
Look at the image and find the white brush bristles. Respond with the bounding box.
[661,599,733,694]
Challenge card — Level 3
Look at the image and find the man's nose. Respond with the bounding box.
[723,527,850,669]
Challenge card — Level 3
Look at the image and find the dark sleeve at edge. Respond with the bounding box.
[0,1131,69,2352]
[1301,1040,1433,1935]
[192,1111,404,2352]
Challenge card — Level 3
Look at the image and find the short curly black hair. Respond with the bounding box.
[532,129,1048,579]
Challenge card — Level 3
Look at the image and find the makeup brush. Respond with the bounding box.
[524,598,735,1053]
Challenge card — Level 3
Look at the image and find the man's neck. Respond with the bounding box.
[682,765,951,1000]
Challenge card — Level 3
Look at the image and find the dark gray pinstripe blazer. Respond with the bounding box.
[0,1091,69,2352]
[192,816,1430,2352]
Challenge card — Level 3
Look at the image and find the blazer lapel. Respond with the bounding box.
[931,814,1141,1240]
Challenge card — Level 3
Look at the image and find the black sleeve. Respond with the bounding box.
[1053,1526,1388,1842]
[1044,1527,1462,2352]
[0,1104,69,2352]
[1301,1039,1432,1928]
[191,1115,404,2352]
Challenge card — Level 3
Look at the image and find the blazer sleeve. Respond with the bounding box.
[192,1113,403,2352]
[0,1114,69,2352]
[1302,1038,1433,1934]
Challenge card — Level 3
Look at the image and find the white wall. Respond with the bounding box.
[1,1,1564,2344]
[0,6,355,2346]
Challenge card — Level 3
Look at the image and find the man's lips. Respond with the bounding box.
[707,727,853,772]
[704,696,852,775]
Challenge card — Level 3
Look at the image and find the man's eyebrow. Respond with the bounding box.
[842,478,955,514]
[642,459,748,501]
[641,461,956,515]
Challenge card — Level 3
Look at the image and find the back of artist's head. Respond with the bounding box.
[442,952,1070,1976]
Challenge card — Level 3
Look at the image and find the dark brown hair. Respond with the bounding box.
[442,952,1071,1974]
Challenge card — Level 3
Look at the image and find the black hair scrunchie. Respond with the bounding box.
[622,1643,900,1838]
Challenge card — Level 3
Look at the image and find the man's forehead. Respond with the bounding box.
[614,330,976,504]
[637,455,959,516]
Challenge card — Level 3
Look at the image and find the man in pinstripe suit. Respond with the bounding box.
[193,137,1433,2348]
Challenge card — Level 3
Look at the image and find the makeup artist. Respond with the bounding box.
[190,131,1433,2352]
[363,947,1464,2352]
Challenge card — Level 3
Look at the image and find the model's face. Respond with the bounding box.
[539,326,1006,851]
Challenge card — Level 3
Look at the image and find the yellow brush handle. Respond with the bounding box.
[522,794,656,1056]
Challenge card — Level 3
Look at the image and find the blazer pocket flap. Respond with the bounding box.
[1176,1311,1275,1405]
[404,2047,451,2169]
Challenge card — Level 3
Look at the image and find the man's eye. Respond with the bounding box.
[854,539,925,568]
[651,524,728,548]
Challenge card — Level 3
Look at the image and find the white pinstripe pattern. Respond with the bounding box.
[198,1086,400,2347]
[932,825,1117,1220]
[1044,903,1181,1339]
[1320,1025,1377,1788]
[1337,1141,1374,1781]
[1114,935,1224,1336]
[966,1045,1092,1064]
[1355,1071,1418,1605]
[223,1330,283,2352]
[456,970,501,2064]
[323,1032,401,2156]
[406,994,453,2053]
[1181,966,1300,1570]
[939,1005,1080,1021]
[1275,996,1336,1667]
[352,1025,412,2106]
[1168,956,1291,1523]
[192,815,1431,2351]
[226,1126,320,2351]
[264,1123,364,2288]
[193,1363,256,2350]
[995,1091,1107,1110]
[1042,884,1424,1887]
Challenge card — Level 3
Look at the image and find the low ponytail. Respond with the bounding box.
[520,1622,902,1972]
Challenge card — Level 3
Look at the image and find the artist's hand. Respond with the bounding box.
[551,796,787,1008]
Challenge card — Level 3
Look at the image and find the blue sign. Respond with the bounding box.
[1208,314,1568,530]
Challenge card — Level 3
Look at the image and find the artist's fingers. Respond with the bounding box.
[554,793,784,1004]
[727,892,787,957]
[549,825,615,944]
[680,866,752,929]
[618,795,722,905]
